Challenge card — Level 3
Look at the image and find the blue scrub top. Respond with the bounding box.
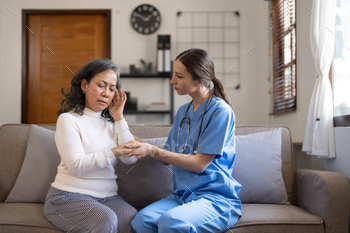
[165,97,242,203]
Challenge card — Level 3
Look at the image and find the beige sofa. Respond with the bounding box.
[0,124,349,233]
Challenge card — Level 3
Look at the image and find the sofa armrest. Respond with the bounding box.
[296,169,350,233]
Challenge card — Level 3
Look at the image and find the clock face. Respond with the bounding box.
[131,4,161,35]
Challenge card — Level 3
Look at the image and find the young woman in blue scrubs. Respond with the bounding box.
[124,48,242,233]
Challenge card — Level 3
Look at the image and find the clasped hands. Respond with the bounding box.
[116,141,156,159]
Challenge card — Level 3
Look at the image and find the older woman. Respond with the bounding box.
[44,59,137,233]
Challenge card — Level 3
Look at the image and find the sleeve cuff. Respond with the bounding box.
[106,142,117,159]
[118,155,138,165]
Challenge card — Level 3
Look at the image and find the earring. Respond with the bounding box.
[82,91,85,94]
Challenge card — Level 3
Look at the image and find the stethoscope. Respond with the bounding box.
[177,95,213,154]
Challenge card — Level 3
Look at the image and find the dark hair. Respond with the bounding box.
[57,58,120,121]
[175,48,233,109]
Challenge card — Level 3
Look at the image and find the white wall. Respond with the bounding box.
[0,0,333,139]
[0,0,269,126]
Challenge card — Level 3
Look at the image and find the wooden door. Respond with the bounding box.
[25,13,110,124]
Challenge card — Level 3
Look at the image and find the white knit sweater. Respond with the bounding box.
[51,108,137,198]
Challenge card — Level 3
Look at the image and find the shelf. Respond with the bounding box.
[121,72,174,124]
[120,73,172,78]
[124,110,172,114]
[177,26,239,29]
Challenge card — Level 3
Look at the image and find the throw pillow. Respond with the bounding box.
[232,128,289,204]
[115,137,173,209]
[142,137,168,148]
[5,125,61,203]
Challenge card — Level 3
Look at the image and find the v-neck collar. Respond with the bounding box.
[187,98,211,121]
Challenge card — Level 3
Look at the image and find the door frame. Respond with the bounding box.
[21,9,111,123]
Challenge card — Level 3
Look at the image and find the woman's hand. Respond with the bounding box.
[123,140,157,159]
[108,89,127,122]
[110,143,134,157]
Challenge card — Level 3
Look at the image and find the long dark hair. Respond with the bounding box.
[175,48,233,110]
[57,58,120,121]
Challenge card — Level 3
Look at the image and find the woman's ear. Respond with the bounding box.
[193,79,202,86]
[81,79,87,92]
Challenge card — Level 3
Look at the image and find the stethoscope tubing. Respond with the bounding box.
[177,95,213,154]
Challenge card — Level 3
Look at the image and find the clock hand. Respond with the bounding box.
[135,13,147,21]
[144,14,154,21]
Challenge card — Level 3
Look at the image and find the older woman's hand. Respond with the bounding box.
[124,140,157,159]
[108,89,127,121]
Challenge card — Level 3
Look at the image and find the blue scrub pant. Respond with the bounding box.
[131,193,241,233]
[44,186,137,233]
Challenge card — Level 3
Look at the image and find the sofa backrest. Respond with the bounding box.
[0,124,295,205]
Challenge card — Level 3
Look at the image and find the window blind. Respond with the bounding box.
[271,0,296,114]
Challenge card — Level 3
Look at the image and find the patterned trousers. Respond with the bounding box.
[44,186,137,233]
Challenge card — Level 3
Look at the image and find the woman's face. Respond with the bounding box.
[81,69,117,112]
[171,60,199,96]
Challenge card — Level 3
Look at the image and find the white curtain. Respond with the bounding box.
[339,0,350,46]
[302,0,336,158]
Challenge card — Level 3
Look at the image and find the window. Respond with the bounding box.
[333,0,350,117]
[270,0,296,114]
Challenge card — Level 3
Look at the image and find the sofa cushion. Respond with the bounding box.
[0,203,61,232]
[233,128,289,204]
[5,125,60,203]
[229,204,324,233]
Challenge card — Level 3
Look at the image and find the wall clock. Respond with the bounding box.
[131,4,161,35]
